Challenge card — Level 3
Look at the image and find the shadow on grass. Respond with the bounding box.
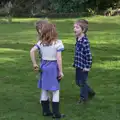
[1,18,120,34]
[0,42,33,51]
[1,41,120,63]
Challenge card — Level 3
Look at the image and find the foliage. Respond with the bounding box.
[0,0,120,17]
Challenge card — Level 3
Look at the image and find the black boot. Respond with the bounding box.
[41,100,53,116]
[52,102,65,118]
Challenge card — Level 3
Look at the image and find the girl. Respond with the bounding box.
[30,23,65,118]
[35,19,51,101]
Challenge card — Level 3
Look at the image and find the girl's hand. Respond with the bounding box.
[57,72,64,80]
[33,64,39,72]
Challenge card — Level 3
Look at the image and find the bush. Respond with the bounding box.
[33,12,90,18]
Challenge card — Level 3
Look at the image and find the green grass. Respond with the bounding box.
[0,16,120,120]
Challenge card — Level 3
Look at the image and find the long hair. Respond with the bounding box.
[35,20,48,40]
[40,23,58,46]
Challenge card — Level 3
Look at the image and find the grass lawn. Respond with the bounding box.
[0,16,120,120]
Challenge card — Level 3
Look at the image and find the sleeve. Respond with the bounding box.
[35,41,41,50]
[56,40,64,52]
[84,40,92,69]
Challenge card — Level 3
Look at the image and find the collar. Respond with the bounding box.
[76,35,86,42]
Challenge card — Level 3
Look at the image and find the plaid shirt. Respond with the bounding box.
[73,36,92,69]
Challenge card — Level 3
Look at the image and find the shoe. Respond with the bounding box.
[88,92,96,99]
[43,112,53,116]
[52,102,65,118]
[41,100,53,116]
[77,98,88,104]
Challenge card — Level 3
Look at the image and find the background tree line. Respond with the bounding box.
[0,0,120,17]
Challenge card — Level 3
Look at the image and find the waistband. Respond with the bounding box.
[42,59,57,62]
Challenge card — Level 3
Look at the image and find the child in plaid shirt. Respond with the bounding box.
[73,19,95,103]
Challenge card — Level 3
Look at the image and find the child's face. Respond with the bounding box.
[74,23,82,37]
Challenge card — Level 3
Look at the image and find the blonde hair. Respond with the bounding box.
[75,19,88,34]
[40,23,58,46]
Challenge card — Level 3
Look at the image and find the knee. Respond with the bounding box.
[76,79,86,87]
[52,90,59,102]
[41,90,49,101]
[79,83,86,87]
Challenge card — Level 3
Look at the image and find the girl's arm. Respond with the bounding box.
[30,46,39,71]
[56,52,63,76]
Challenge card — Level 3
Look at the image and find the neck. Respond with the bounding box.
[77,33,85,41]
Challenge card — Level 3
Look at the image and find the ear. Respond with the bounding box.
[82,28,85,33]
[83,27,88,33]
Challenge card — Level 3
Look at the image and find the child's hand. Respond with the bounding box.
[33,64,39,72]
[57,72,64,80]
[83,68,90,72]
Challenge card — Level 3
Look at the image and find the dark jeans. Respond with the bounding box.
[76,68,94,100]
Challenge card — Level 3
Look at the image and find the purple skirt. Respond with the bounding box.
[37,60,60,91]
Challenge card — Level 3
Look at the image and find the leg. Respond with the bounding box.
[75,68,81,87]
[48,91,51,101]
[52,90,65,118]
[40,89,52,116]
[80,73,95,100]
[80,83,88,101]
[86,84,95,99]
[76,68,89,102]
[79,83,96,103]
[52,90,59,102]
[40,90,51,103]
[86,84,93,93]
[40,89,49,101]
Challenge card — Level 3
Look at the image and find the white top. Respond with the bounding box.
[35,40,64,60]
